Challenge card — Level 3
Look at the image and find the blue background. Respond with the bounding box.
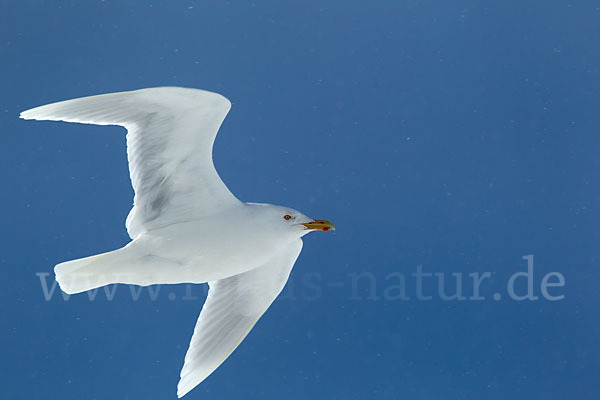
[2,1,599,399]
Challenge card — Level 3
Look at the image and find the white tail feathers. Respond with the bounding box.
[54,249,132,294]
[53,241,193,294]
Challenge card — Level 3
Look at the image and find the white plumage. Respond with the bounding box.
[20,87,334,397]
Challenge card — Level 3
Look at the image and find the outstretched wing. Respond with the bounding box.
[20,87,240,238]
[177,239,303,398]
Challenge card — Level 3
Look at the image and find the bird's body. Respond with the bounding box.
[20,87,334,397]
[56,203,305,291]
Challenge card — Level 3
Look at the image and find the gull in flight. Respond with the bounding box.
[20,87,335,397]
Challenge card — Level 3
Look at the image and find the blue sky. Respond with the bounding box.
[2,1,599,399]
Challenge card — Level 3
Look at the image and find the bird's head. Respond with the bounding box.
[247,203,335,238]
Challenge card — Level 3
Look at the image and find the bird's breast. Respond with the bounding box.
[138,219,292,282]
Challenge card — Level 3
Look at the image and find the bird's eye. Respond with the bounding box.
[283,214,292,220]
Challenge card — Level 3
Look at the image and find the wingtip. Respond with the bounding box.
[176,384,190,398]
[177,378,188,398]
[19,108,43,121]
[177,375,202,398]
[19,110,32,120]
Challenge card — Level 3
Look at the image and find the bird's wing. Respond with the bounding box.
[177,239,303,398]
[20,87,240,238]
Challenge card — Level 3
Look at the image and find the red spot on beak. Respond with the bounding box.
[322,227,330,231]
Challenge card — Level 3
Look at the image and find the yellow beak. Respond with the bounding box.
[301,219,335,232]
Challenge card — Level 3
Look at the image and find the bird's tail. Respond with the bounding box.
[54,248,133,294]
[54,239,192,294]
